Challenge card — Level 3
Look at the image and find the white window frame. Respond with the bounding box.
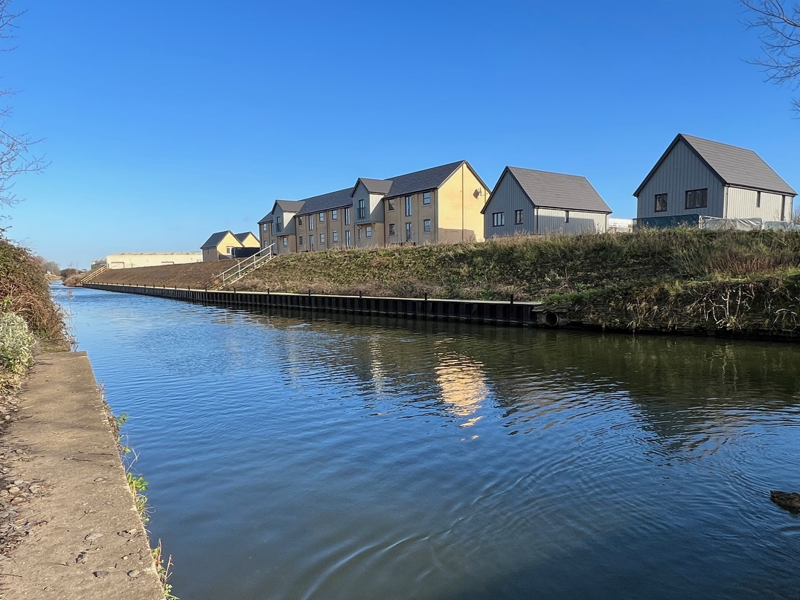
[423,219,431,233]
[332,209,338,220]
[405,196,412,217]
[423,192,431,205]
[365,226,372,238]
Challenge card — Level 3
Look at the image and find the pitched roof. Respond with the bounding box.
[275,200,306,212]
[354,178,393,195]
[295,188,354,216]
[233,232,257,244]
[635,134,797,197]
[482,167,611,214]
[258,211,273,224]
[201,230,235,249]
[383,160,467,199]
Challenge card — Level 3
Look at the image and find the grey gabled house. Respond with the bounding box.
[481,167,611,237]
[634,134,797,228]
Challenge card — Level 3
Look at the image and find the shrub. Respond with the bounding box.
[0,312,35,377]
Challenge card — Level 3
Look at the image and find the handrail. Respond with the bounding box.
[215,244,276,287]
[80,265,109,284]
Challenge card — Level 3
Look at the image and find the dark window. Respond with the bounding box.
[332,210,338,220]
[405,196,412,217]
[389,223,396,236]
[297,217,303,226]
[319,212,325,223]
[515,209,523,225]
[333,231,338,242]
[565,210,570,223]
[365,226,372,238]
[685,188,708,209]
[405,222,412,241]
[756,192,761,208]
[388,199,395,211]
[423,219,431,233]
[655,194,668,212]
[358,199,366,219]
[276,216,283,232]
[345,208,351,225]
[423,192,431,205]
[308,217,313,231]
[299,236,304,246]
[492,212,504,227]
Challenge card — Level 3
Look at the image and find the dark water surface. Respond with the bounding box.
[58,286,800,599]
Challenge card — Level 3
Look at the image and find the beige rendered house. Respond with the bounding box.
[259,161,490,255]
[201,230,260,261]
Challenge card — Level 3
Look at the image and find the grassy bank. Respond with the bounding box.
[235,229,800,336]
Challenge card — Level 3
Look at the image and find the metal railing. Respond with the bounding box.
[79,265,109,284]
[216,244,276,288]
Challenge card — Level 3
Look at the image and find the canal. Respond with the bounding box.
[59,285,800,599]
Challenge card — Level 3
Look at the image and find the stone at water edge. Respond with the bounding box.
[770,491,800,511]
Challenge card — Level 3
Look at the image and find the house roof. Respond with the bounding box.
[384,160,468,199]
[353,178,394,196]
[482,167,611,214]
[634,133,797,197]
[233,232,257,244]
[295,188,354,216]
[201,230,235,249]
[275,200,306,212]
[258,211,273,224]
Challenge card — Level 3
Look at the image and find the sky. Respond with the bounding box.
[1,0,798,267]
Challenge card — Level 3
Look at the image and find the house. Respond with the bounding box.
[201,230,260,261]
[260,161,491,255]
[481,167,611,237]
[634,134,797,228]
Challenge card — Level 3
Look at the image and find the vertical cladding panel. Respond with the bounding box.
[536,209,605,235]
[484,171,534,237]
[636,139,725,219]
[726,187,785,221]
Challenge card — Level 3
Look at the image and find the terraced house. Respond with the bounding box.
[258,161,491,254]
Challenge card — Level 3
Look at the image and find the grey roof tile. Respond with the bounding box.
[490,167,611,213]
[355,178,393,195]
[384,161,465,199]
[295,188,354,216]
[233,232,256,244]
[201,230,234,249]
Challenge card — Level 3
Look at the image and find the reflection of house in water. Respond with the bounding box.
[434,349,489,427]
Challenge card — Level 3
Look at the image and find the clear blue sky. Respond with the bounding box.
[2,0,797,267]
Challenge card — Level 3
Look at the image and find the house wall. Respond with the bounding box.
[636,139,725,219]
[275,234,297,255]
[725,187,791,221]
[383,191,436,245]
[437,163,488,242]
[355,222,384,248]
[238,233,260,248]
[353,182,385,226]
[483,171,535,237]
[537,208,607,235]
[296,207,353,252]
[259,222,273,249]
[272,208,298,238]
[106,253,203,269]
[202,232,240,262]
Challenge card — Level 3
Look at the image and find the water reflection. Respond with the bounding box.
[61,289,800,600]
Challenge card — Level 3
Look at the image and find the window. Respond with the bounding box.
[332,231,338,242]
[299,236,304,246]
[423,192,431,205]
[685,188,707,209]
[226,246,235,255]
[358,199,366,219]
[654,193,668,212]
[366,226,373,238]
[389,223,396,236]
[565,210,570,223]
[357,228,361,240]
[756,192,761,208]
[310,234,314,248]
[345,230,351,247]
[319,212,325,223]
[423,219,431,233]
[332,210,338,220]
[320,233,326,244]
[263,223,268,232]
[309,217,314,231]
[405,222,412,241]
[297,216,303,226]
[515,209,523,225]
[345,208,351,225]
[388,199,395,211]
[276,216,283,232]
[405,196,412,217]
[281,238,287,247]
[492,212,504,227]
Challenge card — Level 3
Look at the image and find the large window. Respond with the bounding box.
[492,212,504,227]
[405,222,412,241]
[515,209,523,225]
[685,188,707,209]
[345,208,351,225]
[308,217,314,231]
[389,223,396,236]
[276,216,283,232]
[309,234,314,249]
[358,199,366,219]
[423,192,431,205]
[423,219,431,233]
[405,196,412,217]
[654,193,668,213]
[345,230,351,247]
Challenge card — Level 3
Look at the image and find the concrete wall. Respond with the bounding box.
[636,139,725,219]
[106,253,202,269]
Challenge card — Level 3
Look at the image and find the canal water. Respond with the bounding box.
[59,286,800,599]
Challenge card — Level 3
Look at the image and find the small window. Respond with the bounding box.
[756,191,761,208]
[492,212,504,227]
[405,196,412,217]
[299,236,304,246]
[423,192,431,205]
[515,209,523,225]
[332,231,338,242]
[423,219,431,233]
[389,223,396,236]
[282,238,287,247]
[685,188,707,209]
[565,210,570,223]
[226,246,235,255]
[388,199,395,211]
[332,209,338,220]
[276,216,283,232]
[345,208,351,225]
[366,226,373,238]
[320,233,326,244]
[297,216,303,226]
[358,199,366,220]
[655,193,668,212]
[319,212,325,223]
[405,222,412,241]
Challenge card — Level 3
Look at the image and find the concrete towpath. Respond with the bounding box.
[0,352,164,599]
